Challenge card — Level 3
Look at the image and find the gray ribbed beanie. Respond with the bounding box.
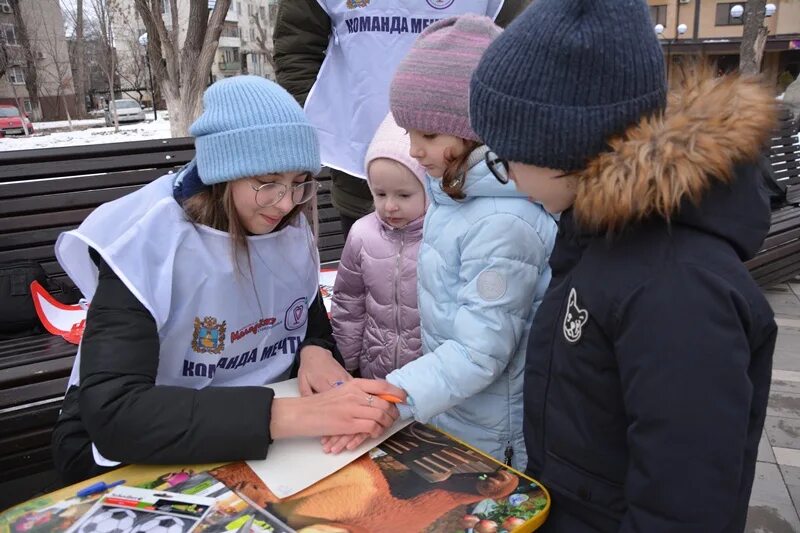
[470,0,667,171]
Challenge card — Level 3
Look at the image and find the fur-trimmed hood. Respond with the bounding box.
[574,68,777,259]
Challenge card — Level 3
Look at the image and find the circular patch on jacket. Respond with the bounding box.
[476,270,506,301]
[285,297,308,331]
[427,0,455,8]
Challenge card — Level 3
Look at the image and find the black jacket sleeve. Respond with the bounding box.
[75,249,274,466]
[52,384,116,484]
[273,0,331,106]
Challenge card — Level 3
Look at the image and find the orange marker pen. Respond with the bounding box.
[377,394,405,404]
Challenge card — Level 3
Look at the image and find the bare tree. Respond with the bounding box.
[739,0,768,76]
[250,13,276,76]
[76,0,87,116]
[90,0,120,130]
[114,13,148,103]
[61,0,88,118]
[8,0,40,119]
[133,0,232,137]
[33,7,77,128]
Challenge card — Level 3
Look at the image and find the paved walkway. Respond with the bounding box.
[747,281,800,532]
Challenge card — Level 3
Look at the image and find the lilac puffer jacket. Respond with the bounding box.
[331,212,423,379]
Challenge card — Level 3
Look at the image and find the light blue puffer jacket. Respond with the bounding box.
[386,147,556,471]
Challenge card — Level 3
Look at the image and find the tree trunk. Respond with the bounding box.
[75,0,87,118]
[61,92,73,130]
[10,0,40,119]
[133,0,231,137]
[108,17,119,132]
[9,80,29,135]
[166,92,189,137]
[740,0,767,76]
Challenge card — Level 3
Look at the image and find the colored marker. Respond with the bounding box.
[377,394,405,404]
[77,479,125,498]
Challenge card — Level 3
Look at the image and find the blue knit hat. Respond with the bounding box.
[470,0,667,172]
[190,76,320,185]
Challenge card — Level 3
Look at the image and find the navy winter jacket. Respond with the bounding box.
[524,73,778,532]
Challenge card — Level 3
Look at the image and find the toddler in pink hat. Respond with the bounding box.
[331,113,427,383]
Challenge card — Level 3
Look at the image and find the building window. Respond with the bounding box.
[269,3,278,21]
[22,98,31,113]
[649,5,667,27]
[248,3,254,16]
[250,28,255,42]
[0,23,16,45]
[9,66,24,84]
[715,2,745,26]
[222,22,239,38]
[161,0,169,14]
[237,1,241,14]
[259,6,266,19]
[222,48,239,64]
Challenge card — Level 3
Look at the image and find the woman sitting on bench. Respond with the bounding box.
[51,76,404,483]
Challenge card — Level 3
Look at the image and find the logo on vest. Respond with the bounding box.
[285,297,308,331]
[426,0,455,9]
[346,0,370,8]
[563,288,589,344]
[231,316,279,343]
[191,316,227,354]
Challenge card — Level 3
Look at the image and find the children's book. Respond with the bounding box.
[65,487,215,533]
[168,472,290,533]
[211,422,550,533]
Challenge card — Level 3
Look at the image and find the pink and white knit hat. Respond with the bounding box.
[389,15,501,142]
[365,113,428,202]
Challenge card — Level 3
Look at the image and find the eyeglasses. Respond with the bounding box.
[250,175,320,208]
[485,151,510,184]
[485,151,573,184]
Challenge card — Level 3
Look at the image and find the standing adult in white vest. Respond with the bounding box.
[273,0,529,237]
[51,76,405,484]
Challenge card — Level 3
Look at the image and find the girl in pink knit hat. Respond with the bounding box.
[330,113,428,381]
[384,14,556,469]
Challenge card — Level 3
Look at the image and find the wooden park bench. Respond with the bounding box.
[0,138,345,508]
[745,105,800,287]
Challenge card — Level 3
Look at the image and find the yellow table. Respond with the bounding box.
[0,424,550,533]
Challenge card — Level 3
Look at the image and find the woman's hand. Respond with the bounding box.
[297,345,351,396]
[270,379,407,440]
[320,383,410,454]
[321,433,370,454]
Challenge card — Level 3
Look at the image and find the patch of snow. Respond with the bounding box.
[34,118,105,130]
[0,117,173,151]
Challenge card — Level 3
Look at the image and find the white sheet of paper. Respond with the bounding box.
[247,378,411,499]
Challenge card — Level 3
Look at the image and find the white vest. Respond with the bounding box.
[304,0,503,179]
[56,174,319,465]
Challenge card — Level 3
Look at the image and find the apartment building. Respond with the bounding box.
[647,0,800,89]
[0,0,76,120]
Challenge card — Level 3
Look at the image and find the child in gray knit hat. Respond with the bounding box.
[470,0,779,530]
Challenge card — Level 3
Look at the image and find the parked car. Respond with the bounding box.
[0,105,34,135]
[104,99,146,126]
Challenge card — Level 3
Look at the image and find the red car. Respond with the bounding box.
[0,104,34,135]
